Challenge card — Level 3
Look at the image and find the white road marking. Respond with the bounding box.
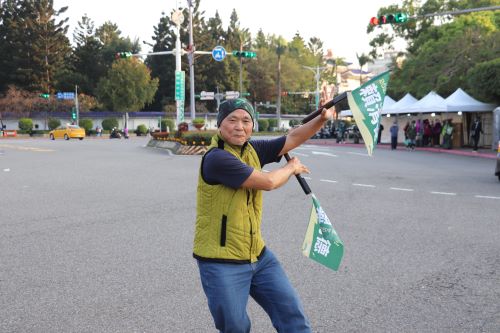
[290,152,308,157]
[390,187,414,192]
[353,183,375,188]
[3,168,10,172]
[474,195,500,200]
[431,191,456,196]
[303,176,312,180]
[312,151,338,157]
[347,152,369,157]
[320,179,338,183]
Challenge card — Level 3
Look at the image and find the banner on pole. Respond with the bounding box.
[347,71,390,156]
[302,194,344,271]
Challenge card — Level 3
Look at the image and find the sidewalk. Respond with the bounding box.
[306,139,497,159]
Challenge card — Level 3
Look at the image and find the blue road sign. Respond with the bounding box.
[212,46,226,62]
[56,92,75,100]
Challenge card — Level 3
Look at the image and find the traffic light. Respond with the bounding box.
[71,107,77,120]
[39,93,50,99]
[232,51,257,58]
[115,52,132,59]
[281,91,288,96]
[370,12,409,26]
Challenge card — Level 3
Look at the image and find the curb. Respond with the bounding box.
[146,139,208,155]
[306,140,497,159]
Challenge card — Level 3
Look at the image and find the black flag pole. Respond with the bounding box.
[285,92,347,195]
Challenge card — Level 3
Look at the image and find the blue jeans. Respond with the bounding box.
[197,249,311,333]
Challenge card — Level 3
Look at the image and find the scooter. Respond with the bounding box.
[110,128,122,139]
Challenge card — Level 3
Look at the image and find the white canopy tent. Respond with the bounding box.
[445,88,496,112]
[381,96,396,114]
[384,93,418,114]
[406,91,447,113]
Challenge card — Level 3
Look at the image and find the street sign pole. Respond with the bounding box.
[172,10,185,125]
[75,85,79,125]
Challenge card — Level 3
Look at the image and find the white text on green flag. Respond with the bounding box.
[347,71,390,156]
[302,194,343,271]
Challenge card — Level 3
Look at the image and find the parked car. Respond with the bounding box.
[49,124,85,140]
[495,140,500,181]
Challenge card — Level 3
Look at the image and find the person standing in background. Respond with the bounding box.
[470,116,483,152]
[390,120,399,150]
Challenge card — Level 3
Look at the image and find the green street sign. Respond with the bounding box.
[175,71,185,101]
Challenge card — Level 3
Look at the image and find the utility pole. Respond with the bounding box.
[303,65,327,110]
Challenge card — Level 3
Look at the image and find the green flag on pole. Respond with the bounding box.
[302,194,344,271]
[347,71,390,156]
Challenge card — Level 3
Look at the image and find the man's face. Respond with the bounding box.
[219,109,253,146]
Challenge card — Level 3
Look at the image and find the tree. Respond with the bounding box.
[96,58,159,111]
[145,13,176,111]
[356,53,372,84]
[0,0,71,93]
[467,58,500,104]
[69,14,104,95]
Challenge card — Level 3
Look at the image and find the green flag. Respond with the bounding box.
[347,71,390,156]
[302,194,344,271]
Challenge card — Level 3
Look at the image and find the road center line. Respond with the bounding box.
[303,176,312,180]
[474,195,500,200]
[352,183,376,188]
[430,191,456,196]
[390,187,414,192]
[320,179,338,183]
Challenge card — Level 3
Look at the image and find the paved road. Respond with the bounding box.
[0,138,499,332]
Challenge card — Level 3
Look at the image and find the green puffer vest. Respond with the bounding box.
[193,134,264,263]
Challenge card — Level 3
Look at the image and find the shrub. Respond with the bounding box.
[289,119,300,127]
[183,130,216,146]
[257,119,269,132]
[161,119,175,132]
[47,118,61,130]
[78,119,93,133]
[102,118,119,131]
[178,122,189,132]
[18,118,33,131]
[136,124,148,135]
[267,118,278,129]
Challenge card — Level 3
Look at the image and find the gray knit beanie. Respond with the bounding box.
[217,98,255,127]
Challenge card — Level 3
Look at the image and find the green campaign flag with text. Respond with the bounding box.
[302,194,343,271]
[347,71,390,156]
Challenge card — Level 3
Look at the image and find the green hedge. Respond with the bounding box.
[48,118,61,130]
[79,119,93,133]
[102,118,119,131]
[257,119,269,132]
[18,118,33,131]
[136,124,148,135]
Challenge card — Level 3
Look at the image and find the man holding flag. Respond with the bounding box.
[193,98,334,333]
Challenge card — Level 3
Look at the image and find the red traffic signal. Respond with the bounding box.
[115,52,132,59]
[370,12,409,26]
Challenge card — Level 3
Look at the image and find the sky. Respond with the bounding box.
[53,0,402,63]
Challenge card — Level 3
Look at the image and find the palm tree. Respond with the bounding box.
[356,53,372,85]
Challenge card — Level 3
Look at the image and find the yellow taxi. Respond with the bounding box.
[49,124,85,140]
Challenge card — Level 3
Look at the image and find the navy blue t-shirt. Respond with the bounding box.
[202,136,286,189]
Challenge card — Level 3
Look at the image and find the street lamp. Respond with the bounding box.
[303,65,327,110]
